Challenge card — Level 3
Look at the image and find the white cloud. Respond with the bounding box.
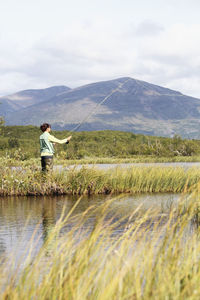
[0,8,200,99]
[130,22,200,97]
[135,21,164,37]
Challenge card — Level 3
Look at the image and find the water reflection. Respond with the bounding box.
[42,197,56,242]
[0,238,6,256]
[0,193,181,260]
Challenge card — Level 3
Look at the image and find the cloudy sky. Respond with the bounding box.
[0,0,200,97]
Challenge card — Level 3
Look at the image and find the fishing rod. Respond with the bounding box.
[68,78,131,134]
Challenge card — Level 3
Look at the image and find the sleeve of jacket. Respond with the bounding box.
[48,134,68,144]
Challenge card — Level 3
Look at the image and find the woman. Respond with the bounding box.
[39,123,72,172]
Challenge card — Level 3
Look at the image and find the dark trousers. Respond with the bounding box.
[41,156,53,172]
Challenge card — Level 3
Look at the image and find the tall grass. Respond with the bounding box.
[0,192,200,299]
[0,165,200,196]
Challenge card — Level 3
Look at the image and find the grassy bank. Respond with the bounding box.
[59,155,200,165]
[0,165,200,196]
[1,193,200,299]
[1,155,200,168]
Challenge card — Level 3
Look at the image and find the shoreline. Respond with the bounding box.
[1,155,200,168]
[0,165,199,197]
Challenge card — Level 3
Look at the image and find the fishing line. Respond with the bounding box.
[69,78,131,133]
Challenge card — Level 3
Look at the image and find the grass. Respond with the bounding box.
[59,155,200,165]
[0,190,200,299]
[1,155,200,168]
[0,164,200,196]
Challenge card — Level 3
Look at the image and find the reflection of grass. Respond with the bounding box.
[1,194,200,299]
[0,164,200,196]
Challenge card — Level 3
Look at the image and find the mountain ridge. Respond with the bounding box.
[1,77,200,138]
[0,85,71,115]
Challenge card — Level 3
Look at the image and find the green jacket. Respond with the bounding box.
[40,132,55,155]
[40,132,69,156]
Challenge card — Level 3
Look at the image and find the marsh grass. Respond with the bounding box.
[0,193,200,299]
[60,155,200,165]
[1,155,200,168]
[0,164,200,196]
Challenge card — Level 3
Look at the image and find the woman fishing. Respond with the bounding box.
[39,80,129,172]
[39,123,72,172]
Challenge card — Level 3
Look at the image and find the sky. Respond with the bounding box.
[0,0,200,97]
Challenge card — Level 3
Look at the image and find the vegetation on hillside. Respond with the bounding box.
[0,125,200,161]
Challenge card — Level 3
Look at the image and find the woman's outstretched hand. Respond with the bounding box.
[67,136,72,142]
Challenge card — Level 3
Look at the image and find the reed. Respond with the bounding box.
[0,193,200,299]
[0,165,200,196]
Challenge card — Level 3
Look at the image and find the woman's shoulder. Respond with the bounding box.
[40,132,50,139]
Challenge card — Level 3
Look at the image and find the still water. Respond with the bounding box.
[0,193,180,260]
[56,162,200,171]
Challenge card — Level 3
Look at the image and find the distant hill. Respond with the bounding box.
[0,86,70,115]
[1,78,200,138]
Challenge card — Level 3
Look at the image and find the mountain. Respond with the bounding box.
[1,78,200,138]
[0,86,70,116]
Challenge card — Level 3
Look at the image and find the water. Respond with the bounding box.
[11,162,200,172]
[56,162,200,170]
[2,161,200,261]
[0,193,180,260]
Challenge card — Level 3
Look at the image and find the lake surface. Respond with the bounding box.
[0,193,181,261]
[11,162,200,172]
[56,162,200,170]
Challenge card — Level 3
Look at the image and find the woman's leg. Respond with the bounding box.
[41,156,53,172]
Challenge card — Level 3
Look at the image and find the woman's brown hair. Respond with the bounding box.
[40,123,51,132]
